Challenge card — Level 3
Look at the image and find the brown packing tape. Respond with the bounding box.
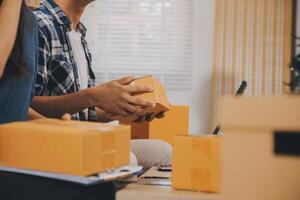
[190,168,211,192]
[102,133,115,150]
[191,138,212,160]
[172,135,222,193]
[101,152,115,170]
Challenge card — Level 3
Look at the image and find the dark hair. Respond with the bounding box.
[0,1,28,79]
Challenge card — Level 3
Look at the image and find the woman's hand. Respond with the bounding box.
[61,113,72,121]
[135,111,166,123]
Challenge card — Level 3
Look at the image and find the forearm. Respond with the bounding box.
[31,89,94,118]
[0,0,23,78]
[27,107,46,120]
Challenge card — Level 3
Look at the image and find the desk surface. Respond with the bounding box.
[117,184,221,200]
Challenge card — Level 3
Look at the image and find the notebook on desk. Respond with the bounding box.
[125,166,172,186]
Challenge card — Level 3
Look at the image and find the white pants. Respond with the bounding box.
[129,139,173,170]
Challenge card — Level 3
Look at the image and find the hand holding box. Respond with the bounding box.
[114,76,170,124]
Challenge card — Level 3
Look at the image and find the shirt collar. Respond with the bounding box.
[42,0,87,36]
[77,22,87,37]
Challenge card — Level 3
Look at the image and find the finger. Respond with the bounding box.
[119,102,139,114]
[106,104,131,117]
[134,115,147,123]
[126,95,155,108]
[106,113,116,119]
[62,113,72,121]
[122,103,148,116]
[136,107,148,117]
[155,111,165,119]
[117,109,131,117]
[127,85,153,93]
[116,76,135,85]
[145,113,155,121]
[114,103,133,117]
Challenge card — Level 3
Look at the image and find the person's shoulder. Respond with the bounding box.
[33,7,54,30]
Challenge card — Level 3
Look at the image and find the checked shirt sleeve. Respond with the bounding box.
[35,26,50,96]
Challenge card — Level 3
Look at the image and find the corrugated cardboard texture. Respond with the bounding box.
[172,135,222,193]
[0,119,130,176]
[115,76,170,123]
[130,105,189,145]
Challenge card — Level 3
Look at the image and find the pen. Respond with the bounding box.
[212,80,247,135]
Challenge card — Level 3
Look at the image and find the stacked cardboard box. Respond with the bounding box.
[130,105,189,145]
[172,135,222,193]
[0,119,130,176]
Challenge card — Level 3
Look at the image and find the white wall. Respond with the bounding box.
[82,0,216,134]
[167,0,215,134]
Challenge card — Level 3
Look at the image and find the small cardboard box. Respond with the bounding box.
[115,76,170,123]
[172,135,222,193]
[0,119,130,176]
[130,105,189,145]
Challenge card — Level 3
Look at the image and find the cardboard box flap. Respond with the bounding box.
[130,75,170,110]
[220,96,300,131]
[30,119,129,132]
[152,77,170,110]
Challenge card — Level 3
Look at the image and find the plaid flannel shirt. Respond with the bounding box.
[34,0,97,121]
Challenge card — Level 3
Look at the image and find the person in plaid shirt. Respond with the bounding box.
[32,0,155,121]
[32,0,172,172]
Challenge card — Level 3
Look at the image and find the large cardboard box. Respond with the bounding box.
[0,119,130,176]
[130,105,189,145]
[172,135,222,193]
[115,76,170,123]
[220,96,300,200]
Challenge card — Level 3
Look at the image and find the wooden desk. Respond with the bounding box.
[117,184,221,200]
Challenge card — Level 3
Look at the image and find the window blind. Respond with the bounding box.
[81,0,193,90]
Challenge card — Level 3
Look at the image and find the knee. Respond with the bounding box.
[130,139,173,170]
[154,140,173,163]
[129,151,138,166]
[146,140,173,169]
